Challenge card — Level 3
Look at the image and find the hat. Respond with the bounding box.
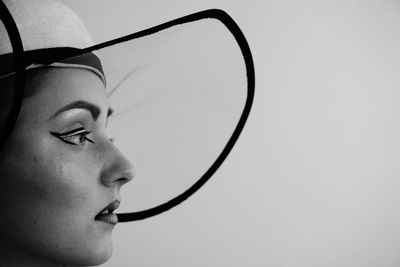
[0,0,105,83]
[0,0,255,222]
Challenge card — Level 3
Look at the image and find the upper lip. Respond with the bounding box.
[95,199,120,218]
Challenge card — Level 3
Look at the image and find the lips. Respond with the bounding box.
[95,200,120,225]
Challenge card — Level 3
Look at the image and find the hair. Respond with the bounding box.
[0,68,53,158]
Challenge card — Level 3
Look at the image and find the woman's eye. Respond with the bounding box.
[50,127,94,146]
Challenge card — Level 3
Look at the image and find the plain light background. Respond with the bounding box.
[62,1,400,266]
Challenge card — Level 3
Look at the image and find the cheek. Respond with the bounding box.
[0,137,103,258]
[0,141,94,210]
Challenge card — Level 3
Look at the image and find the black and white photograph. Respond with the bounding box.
[0,0,399,266]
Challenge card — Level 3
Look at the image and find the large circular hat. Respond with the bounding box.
[0,0,255,222]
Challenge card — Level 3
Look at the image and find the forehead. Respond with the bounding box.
[16,67,107,127]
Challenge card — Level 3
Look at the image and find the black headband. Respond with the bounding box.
[0,47,105,84]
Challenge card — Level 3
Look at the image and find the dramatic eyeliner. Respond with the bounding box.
[50,127,94,145]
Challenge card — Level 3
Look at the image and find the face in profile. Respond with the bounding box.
[0,68,134,266]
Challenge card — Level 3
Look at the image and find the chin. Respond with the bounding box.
[93,242,114,266]
[80,238,114,266]
[51,234,114,267]
[84,247,113,266]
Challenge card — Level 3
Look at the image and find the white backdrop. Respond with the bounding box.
[62,1,400,266]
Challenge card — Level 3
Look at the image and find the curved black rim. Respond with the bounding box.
[106,9,256,222]
[0,1,25,150]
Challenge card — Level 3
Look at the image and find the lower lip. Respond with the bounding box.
[95,214,118,225]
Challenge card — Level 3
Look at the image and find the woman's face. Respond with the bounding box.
[0,68,134,266]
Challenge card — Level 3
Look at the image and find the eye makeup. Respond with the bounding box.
[50,127,94,146]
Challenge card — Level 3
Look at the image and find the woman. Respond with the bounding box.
[0,0,254,266]
[0,0,134,266]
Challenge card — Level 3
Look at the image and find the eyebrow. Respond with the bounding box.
[51,100,113,121]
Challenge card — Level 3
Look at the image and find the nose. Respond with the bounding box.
[100,143,135,187]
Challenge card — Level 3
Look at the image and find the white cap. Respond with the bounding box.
[0,0,105,83]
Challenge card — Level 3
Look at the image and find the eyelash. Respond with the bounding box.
[51,127,94,146]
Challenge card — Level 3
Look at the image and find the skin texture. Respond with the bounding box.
[0,68,134,267]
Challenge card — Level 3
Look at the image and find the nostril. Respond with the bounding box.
[116,177,129,185]
[120,169,135,184]
[103,169,134,187]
